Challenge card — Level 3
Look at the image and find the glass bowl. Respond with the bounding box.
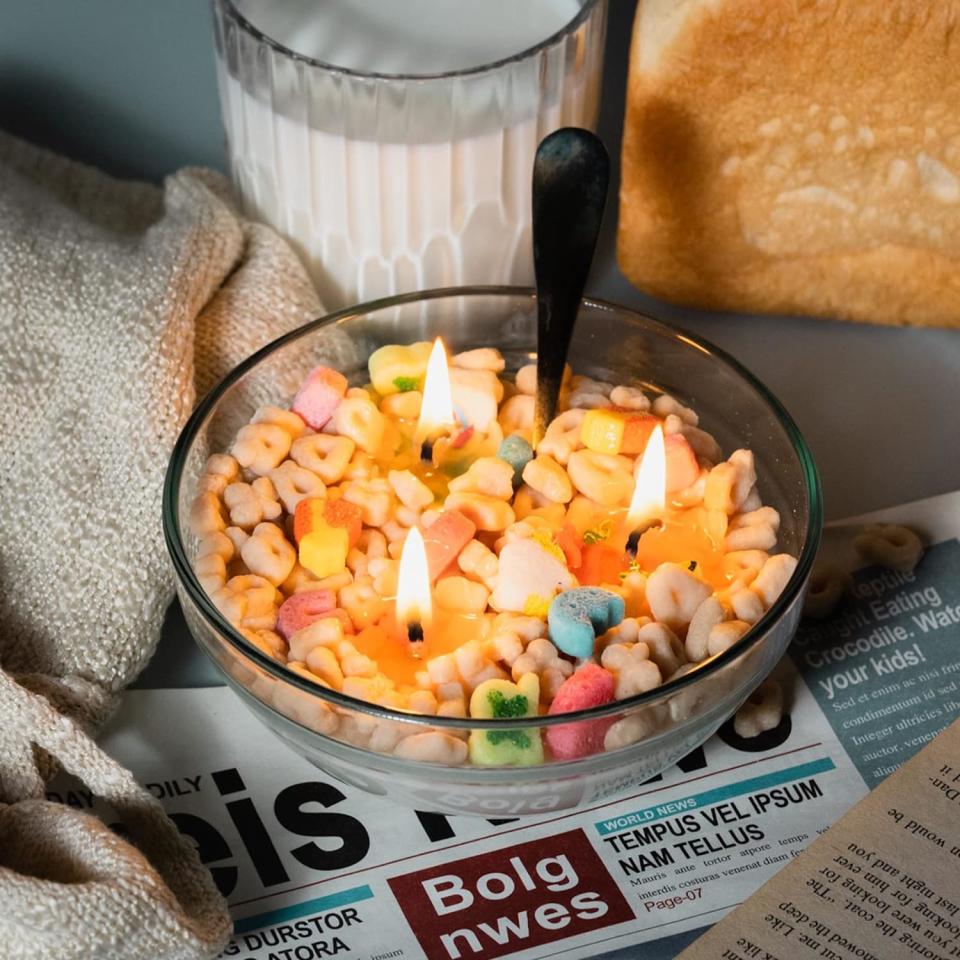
[163,287,821,816]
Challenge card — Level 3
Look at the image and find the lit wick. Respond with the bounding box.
[395,526,432,649]
[625,425,666,558]
[415,337,455,462]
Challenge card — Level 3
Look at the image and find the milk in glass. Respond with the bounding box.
[213,0,605,308]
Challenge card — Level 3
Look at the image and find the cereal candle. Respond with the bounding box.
[193,339,802,768]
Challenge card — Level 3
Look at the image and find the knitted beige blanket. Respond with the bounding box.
[0,132,322,959]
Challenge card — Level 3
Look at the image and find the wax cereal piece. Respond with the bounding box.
[368,341,432,395]
[604,708,661,750]
[450,367,503,432]
[423,510,477,583]
[498,394,534,438]
[646,563,712,630]
[468,674,543,766]
[522,454,573,504]
[252,405,307,438]
[329,396,388,455]
[444,491,515,532]
[452,347,505,372]
[288,616,344,662]
[600,643,662,698]
[733,680,783,738]
[707,619,750,656]
[545,664,616,760]
[276,589,337,640]
[685,596,727,662]
[241,522,296,586]
[566,376,613,410]
[490,538,575,614]
[290,433,355,484]
[342,478,393,527]
[510,637,573,701]
[636,622,684,677]
[752,553,798,607]
[580,408,626,455]
[231,423,292,476]
[323,498,363,548]
[299,526,349,580]
[448,457,515,500]
[664,434,700,493]
[803,565,852,620]
[394,732,469,764]
[457,538,499,589]
[435,576,490,614]
[538,409,585,465]
[567,450,634,507]
[610,385,650,411]
[854,523,924,573]
[380,390,422,420]
[388,469,434,511]
[269,459,326,513]
[497,434,534,486]
[548,587,625,659]
[190,491,226,536]
[291,366,348,430]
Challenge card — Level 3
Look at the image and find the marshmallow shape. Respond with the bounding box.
[497,434,534,486]
[292,365,348,429]
[368,341,432,395]
[490,538,575,614]
[548,587,625,659]
[276,590,337,640]
[422,510,476,583]
[468,673,543,766]
[545,663,616,760]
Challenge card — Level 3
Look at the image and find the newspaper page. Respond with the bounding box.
[49,491,960,960]
[675,717,960,960]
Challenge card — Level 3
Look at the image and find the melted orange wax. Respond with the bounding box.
[351,609,491,688]
[574,505,730,596]
[634,510,728,591]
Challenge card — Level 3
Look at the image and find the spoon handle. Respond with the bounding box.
[532,127,610,448]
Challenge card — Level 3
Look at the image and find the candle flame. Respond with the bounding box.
[415,337,455,440]
[396,526,432,630]
[627,425,666,527]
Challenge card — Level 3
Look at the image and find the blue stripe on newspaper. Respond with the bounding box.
[595,756,836,836]
[234,884,374,933]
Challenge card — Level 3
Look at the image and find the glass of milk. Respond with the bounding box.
[211,0,607,309]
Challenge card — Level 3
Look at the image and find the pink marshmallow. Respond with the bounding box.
[545,663,616,761]
[423,510,476,584]
[292,365,348,430]
[276,589,336,640]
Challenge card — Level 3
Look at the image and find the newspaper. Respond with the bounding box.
[49,491,960,960]
[675,716,960,960]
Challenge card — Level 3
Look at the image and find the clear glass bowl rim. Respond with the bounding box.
[163,285,823,731]
[212,0,605,82]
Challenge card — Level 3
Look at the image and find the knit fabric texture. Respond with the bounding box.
[0,131,323,959]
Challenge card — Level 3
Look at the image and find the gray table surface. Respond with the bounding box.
[6,2,958,955]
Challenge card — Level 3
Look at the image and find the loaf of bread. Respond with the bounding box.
[618,0,960,327]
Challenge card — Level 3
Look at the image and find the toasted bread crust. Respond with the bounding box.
[618,0,960,326]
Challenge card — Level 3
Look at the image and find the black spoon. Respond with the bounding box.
[531,127,610,448]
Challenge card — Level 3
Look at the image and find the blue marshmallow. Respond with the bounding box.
[548,587,626,659]
[497,434,534,487]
